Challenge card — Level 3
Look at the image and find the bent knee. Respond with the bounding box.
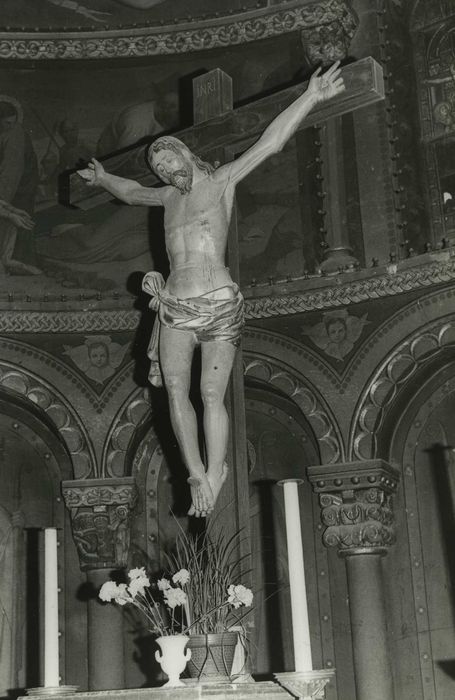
[164,374,190,399]
[200,384,225,407]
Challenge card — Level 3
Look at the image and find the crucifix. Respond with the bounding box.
[74,58,383,526]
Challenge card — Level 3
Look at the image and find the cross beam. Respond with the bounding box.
[67,56,384,210]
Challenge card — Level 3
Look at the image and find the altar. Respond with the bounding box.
[19,682,293,700]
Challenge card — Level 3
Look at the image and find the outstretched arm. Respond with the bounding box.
[77,158,164,206]
[227,62,345,184]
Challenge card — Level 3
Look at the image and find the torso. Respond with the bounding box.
[161,168,236,299]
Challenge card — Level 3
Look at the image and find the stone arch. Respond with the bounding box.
[243,328,345,464]
[0,360,95,478]
[348,314,455,461]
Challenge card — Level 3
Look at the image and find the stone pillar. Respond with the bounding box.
[308,460,400,700]
[62,477,138,691]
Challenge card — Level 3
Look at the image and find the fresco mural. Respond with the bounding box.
[301,309,369,361]
[0,0,262,30]
[0,33,306,305]
[237,139,306,287]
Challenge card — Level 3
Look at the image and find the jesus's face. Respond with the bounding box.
[151,148,193,194]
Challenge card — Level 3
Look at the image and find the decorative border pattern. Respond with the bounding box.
[349,315,455,461]
[0,0,356,60]
[0,360,96,478]
[1,256,455,333]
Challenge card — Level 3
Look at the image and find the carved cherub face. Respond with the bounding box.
[151,147,194,194]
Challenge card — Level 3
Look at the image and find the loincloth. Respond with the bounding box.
[146,285,244,387]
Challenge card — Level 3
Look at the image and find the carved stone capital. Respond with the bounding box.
[308,460,400,555]
[62,477,138,572]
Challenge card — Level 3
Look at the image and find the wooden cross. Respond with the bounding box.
[67,57,384,211]
[66,58,384,540]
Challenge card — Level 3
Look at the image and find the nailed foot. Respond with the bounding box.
[187,471,214,518]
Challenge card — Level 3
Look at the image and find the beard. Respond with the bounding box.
[169,167,193,194]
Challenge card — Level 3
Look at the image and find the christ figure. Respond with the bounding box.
[78,62,344,517]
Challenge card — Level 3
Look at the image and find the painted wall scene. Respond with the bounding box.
[0,0,263,30]
[5,1,455,700]
[0,32,308,304]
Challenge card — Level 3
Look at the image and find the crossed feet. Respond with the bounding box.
[187,461,229,518]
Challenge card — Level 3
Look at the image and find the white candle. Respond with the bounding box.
[278,479,313,672]
[44,528,60,687]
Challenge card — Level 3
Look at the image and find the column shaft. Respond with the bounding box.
[87,570,125,690]
[345,552,394,700]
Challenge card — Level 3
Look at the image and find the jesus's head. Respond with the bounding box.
[147,136,213,194]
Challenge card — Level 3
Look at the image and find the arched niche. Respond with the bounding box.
[0,387,78,695]
[349,312,455,461]
[371,351,455,699]
[0,357,95,478]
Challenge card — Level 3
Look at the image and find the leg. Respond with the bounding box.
[200,340,237,509]
[159,325,214,517]
[1,221,42,275]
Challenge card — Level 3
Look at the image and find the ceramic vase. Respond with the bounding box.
[155,634,191,687]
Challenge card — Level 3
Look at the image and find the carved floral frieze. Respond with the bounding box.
[0,0,357,60]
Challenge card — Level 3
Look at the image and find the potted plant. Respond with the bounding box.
[98,523,253,685]
[167,523,253,682]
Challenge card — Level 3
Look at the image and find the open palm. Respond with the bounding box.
[307,61,345,103]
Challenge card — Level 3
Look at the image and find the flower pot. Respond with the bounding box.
[186,631,238,682]
[155,634,191,687]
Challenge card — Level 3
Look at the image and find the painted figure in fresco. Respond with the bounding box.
[46,0,168,24]
[79,62,345,517]
[0,98,41,275]
[63,335,130,384]
[97,93,179,155]
[302,309,369,362]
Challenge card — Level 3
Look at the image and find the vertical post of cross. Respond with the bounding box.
[192,68,251,553]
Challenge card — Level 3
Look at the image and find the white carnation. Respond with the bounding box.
[157,577,171,591]
[172,569,190,585]
[99,581,119,602]
[164,586,188,609]
[227,584,253,609]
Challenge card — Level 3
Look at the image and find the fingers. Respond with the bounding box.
[324,60,341,77]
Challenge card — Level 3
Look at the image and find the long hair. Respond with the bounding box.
[147,136,214,176]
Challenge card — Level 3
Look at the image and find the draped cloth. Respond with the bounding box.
[146,282,245,387]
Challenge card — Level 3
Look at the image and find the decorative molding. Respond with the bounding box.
[245,257,455,319]
[308,460,399,554]
[243,352,343,464]
[62,477,138,571]
[349,314,455,462]
[0,359,95,478]
[409,1,455,31]
[1,256,455,331]
[0,309,139,333]
[0,0,357,60]
[103,387,152,478]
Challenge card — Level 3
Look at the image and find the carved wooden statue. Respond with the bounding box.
[78,63,344,517]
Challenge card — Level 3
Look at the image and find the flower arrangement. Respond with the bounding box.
[98,523,253,637]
